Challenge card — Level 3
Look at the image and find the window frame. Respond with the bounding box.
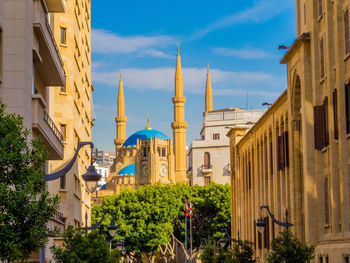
[60,27,67,45]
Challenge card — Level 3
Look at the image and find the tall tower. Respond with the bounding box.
[114,71,127,150]
[171,45,188,182]
[204,63,213,115]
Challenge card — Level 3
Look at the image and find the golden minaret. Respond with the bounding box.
[114,70,127,150]
[204,63,213,115]
[171,43,188,182]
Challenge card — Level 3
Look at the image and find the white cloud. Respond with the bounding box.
[191,0,293,39]
[92,29,175,58]
[92,67,285,97]
[213,47,275,59]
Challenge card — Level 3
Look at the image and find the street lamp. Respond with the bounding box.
[256,205,294,233]
[84,208,111,232]
[219,228,240,248]
[107,221,117,237]
[45,141,101,191]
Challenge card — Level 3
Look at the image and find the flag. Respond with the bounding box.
[186,201,188,218]
[190,201,193,218]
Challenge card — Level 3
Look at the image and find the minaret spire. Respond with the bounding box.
[171,44,187,183]
[114,70,127,150]
[204,63,213,115]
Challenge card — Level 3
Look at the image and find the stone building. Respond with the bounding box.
[187,66,266,186]
[228,0,350,262]
[98,47,187,196]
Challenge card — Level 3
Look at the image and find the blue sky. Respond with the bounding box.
[91,0,297,151]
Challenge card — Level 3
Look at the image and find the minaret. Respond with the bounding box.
[171,43,187,182]
[204,63,213,115]
[114,70,127,150]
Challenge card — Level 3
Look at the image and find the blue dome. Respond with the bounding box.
[100,184,106,190]
[118,164,135,176]
[122,129,169,148]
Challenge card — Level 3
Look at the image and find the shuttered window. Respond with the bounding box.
[333,90,338,139]
[346,83,350,134]
[314,97,329,150]
[277,135,283,171]
[284,131,289,167]
[320,39,325,78]
[258,227,262,249]
[345,10,350,54]
[264,216,270,249]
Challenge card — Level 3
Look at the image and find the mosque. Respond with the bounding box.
[98,47,188,196]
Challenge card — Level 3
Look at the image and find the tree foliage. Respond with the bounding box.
[200,241,255,263]
[266,231,315,263]
[0,101,59,262]
[92,183,231,261]
[51,226,121,263]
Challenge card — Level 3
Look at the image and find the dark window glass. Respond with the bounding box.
[213,133,220,140]
[270,141,273,175]
[320,39,325,78]
[60,174,66,189]
[319,0,323,17]
[333,89,339,139]
[345,10,350,54]
[162,148,166,157]
[157,147,160,156]
[314,97,329,150]
[60,27,66,45]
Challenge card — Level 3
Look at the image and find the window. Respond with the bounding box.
[213,133,220,140]
[263,216,270,249]
[325,177,330,224]
[60,124,67,141]
[277,132,289,171]
[204,176,211,186]
[344,256,350,263]
[345,10,350,54]
[346,83,350,134]
[314,97,329,150]
[248,161,251,189]
[157,147,160,156]
[60,174,66,189]
[319,257,323,263]
[270,140,273,175]
[60,27,67,45]
[204,152,211,169]
[333,89,339,139]
[304,3,306,25]
[320,38,325,78]
[162,148,166,157]
[319,0,323,17]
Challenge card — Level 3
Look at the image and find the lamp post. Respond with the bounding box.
[219,229,240,249]
[40,141,102,263]
[84,208,111,233]
[256,205,293,233]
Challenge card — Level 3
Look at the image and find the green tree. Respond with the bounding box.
[199,241,255,263]
[51,226,121,263]
[0,101,59,262]
[92,183,231,262]
[231,241,255,263]
[266,231,315,263]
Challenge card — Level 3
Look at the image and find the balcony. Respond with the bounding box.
[45,0,66,13]
[32,94,64,160]
[201,164,213,175]
[33,0,65,86]
[47,211,65,236]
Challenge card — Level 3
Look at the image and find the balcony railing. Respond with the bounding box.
[43,110,63,142]
[52,211,65,224]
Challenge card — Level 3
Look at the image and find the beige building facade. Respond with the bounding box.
[228,0,350,262]
[48,0,93,237]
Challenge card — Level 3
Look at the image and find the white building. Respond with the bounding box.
[188,108,266,186]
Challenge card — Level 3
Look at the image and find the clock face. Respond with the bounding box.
[142,164,149,177]
[159,163,168,177]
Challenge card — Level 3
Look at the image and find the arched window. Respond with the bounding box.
[204,152,211,169]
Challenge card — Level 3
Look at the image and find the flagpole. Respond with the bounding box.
[190,201,193,262]
[185,201,188,263]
